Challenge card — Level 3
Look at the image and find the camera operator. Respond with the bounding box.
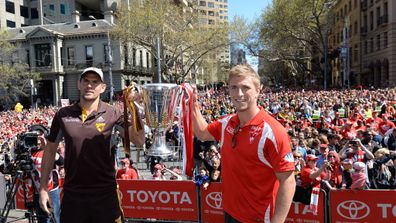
[32,125,64,223]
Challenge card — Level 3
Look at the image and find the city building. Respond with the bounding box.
[328,0,395,88]
[230,43,247,66]
[196,0,230,85]
[6,11,153,106]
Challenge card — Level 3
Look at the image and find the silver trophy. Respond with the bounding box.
[142,83,180,157]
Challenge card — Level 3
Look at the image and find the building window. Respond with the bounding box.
[132,48,136,66]
[6,1,15,14]
[354,21,358,35]
[67,47,75,65]
[376,7,380,25]
[123,45,128,65]
[35,44,51,67]
[353,45,358,62]
[384,32,388,48]
[354,0,357,9]
[369,11,373,30]
[60,4,66,14]
[26,50,30,67]
[146,52,150,68]
[208,11,214,16]
[199,1,206,6]
[60,47,64,66]
[20,6,29,18]
[349,0,351,12]
[364,40,368,54]
[31,8,39,19]
[376,34,380,50]
[139,50,143,67]
[369,38,373,53]
[208,19,215,25]
[6,20,16,28]
[85,45,93,66]
[208,2,214,8]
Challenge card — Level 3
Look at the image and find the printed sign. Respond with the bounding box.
[285,191,325,223]
[118,180,198,221]
[201,183,224,223]
[330,190,396,223]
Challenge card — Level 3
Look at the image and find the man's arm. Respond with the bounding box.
[192,88,214,141]
[39,139,59,214]
[272,171,296,223]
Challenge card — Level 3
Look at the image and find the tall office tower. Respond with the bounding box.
[196,0,230,84]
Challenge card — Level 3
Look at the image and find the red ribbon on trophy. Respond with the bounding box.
[180,83,194,177]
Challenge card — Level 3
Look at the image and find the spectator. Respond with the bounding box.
[351,162,368,190]
[339,139,374,162]
[300,155,331,189]
[316,144,329,168]
[371,148,394,189]
[194,167,209,190]
[341,159,353,189]
[210,169,221,182]
[166,167,183,181]
[152,164,166,180]
[326,151,343,189]
[116,158,138,180]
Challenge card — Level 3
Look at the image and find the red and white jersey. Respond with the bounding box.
[31,150,59,192]
[207,108,295,223]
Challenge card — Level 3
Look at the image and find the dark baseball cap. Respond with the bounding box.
[80,67,104,82]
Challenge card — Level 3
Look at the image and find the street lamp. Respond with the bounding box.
[89,15,114,103]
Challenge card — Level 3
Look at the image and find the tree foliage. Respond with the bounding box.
[231,0,335,88]
[113,0,229,82]
[0,29,40,109]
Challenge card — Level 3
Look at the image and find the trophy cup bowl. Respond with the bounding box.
[142,83,179,157]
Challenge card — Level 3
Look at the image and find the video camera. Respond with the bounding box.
[4,124,49,174]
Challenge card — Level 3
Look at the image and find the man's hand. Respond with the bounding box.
[39,187,51,214]
[126,85,141,103]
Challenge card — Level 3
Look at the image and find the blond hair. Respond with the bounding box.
[374,148,390,157]
[228,64,261,89]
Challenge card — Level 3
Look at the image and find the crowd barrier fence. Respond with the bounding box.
[11,180,396,222]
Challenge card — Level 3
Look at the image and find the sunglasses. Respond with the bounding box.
[328,155,335,158]
[231,124,241,149]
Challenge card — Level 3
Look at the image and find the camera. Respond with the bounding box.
[4,124,49,174]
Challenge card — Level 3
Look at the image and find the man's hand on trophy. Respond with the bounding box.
[126,85,142,103]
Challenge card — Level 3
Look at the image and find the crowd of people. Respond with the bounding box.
[195,87,396,191]
[1,88,396,199]
[1,88,396,183]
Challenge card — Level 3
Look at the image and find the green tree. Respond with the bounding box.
[113,0,229,83]
[232,0,336,88]
[0,29,40,109]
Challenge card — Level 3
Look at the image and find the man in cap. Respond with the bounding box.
[39,67,145,223]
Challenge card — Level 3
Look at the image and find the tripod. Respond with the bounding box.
[0,170,55,223]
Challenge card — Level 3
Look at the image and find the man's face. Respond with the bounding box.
[77,72,106,101]
[228,75,260,112]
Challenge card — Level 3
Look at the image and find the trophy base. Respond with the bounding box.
[145,134,174,158]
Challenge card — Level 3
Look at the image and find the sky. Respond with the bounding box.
[228,0,272,69]
[228,0,272,22]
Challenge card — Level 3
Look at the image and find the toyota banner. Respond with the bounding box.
[118,180,199,221]
[330,190,396,223]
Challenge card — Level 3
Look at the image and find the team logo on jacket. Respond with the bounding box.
[97,116,105,122]
[95,122,105,132]
[249,126,262,144]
